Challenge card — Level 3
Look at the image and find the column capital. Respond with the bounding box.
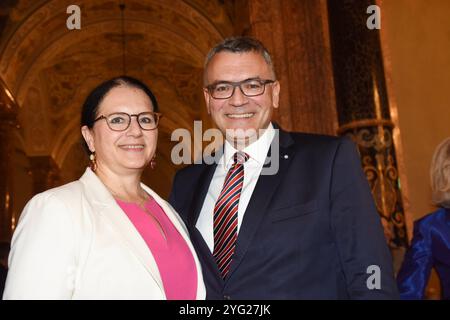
[0,77,18,128]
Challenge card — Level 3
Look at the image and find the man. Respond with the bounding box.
[169,36,399,299]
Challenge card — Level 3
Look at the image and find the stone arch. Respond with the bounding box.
[0,0,234,196]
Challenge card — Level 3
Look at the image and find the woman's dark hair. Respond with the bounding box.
[81,76,159,128]
[80,76,159,154]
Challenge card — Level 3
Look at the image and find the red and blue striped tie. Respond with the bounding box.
[213,152,249,278]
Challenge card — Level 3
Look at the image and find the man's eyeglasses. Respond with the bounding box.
[205,78,275,99]
[94,112,162,131]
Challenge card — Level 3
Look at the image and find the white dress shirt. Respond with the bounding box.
[196,123,276,252]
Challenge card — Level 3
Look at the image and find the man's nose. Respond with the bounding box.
[229,85,248,106]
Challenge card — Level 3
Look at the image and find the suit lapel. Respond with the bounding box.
[186,163,225,281]
[79,168,165,296]
[227,128,295,281]
[188,163,217,227]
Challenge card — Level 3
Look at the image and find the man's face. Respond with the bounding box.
[203,51,280,145]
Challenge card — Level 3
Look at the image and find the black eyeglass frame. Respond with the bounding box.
[205,78,276,99]
[94,112,163,131]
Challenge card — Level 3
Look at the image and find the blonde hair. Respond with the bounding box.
[430,137,450,208]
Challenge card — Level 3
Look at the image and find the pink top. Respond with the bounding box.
[117,198,197,300]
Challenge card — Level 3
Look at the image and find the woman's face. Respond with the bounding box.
[82,85,158,175]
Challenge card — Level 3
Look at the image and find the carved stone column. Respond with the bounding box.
[0,79,17,242]
[27,156,61,195]
[233,0,338,135]
[327,0,408,267]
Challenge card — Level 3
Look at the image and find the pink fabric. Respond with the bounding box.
[117,198,197,300]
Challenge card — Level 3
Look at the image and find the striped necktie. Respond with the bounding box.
[213,152,249,278]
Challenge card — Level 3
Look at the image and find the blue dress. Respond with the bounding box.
[397,208,450,299]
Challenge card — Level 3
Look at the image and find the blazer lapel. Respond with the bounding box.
[227,128,295,281]
[142,185,206,299]
[79,168,165,296]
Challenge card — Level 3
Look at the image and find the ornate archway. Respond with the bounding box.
[0,0,234,203]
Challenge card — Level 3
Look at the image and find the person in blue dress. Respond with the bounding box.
[397,137,450,299]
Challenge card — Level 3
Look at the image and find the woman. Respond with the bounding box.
[397,137,450,299]
[3,76,205,299]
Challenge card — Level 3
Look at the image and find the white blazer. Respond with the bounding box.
[3,168,206,300]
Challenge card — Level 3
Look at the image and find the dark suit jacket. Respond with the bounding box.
[169,127,399,299]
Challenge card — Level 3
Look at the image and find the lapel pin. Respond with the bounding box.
[283,154,289,159]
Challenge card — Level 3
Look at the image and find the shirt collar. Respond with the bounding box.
[222,123,275,169]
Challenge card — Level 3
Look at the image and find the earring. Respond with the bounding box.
[89,152,97,172]
[150,155,156,169]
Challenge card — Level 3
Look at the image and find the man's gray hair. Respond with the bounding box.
[203,36,276,85]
